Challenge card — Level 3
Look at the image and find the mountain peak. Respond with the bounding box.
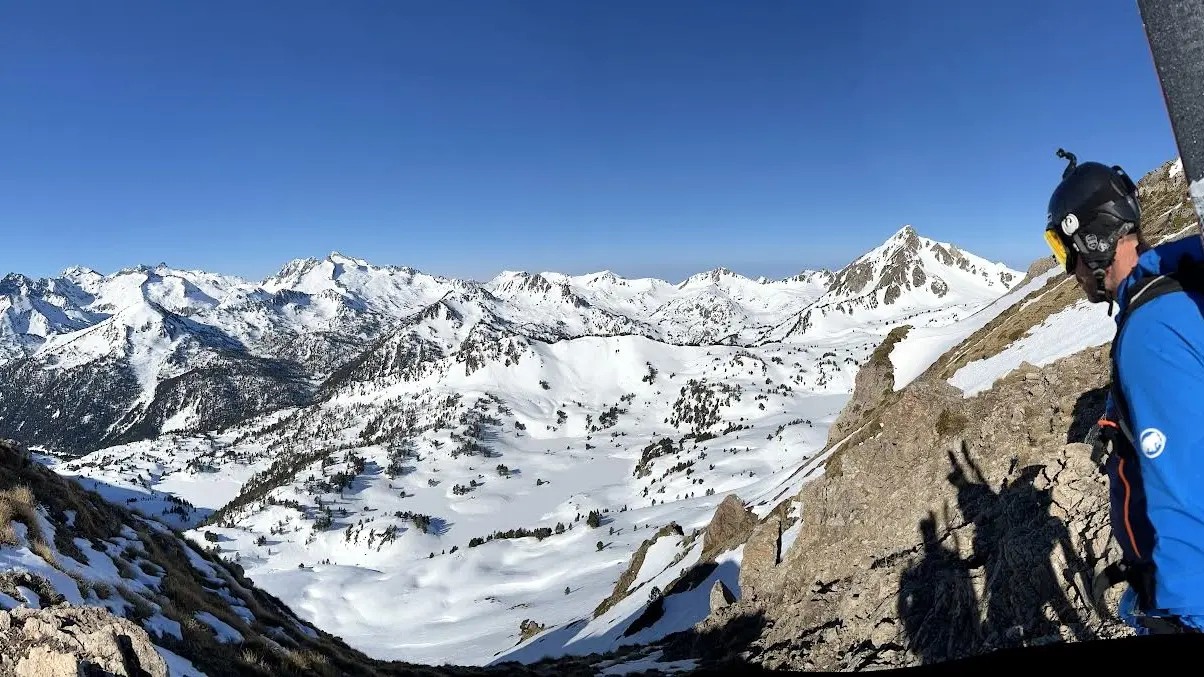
[488,270,554,296]
[784,269,834,285]
[61,265,101,280]
[0,272,35,295]
[327,251,370,267]
[679,267,749,289]
[267,256,321,284]
[114,264,156,277]
[583,270,621,284]
[823,225,1018,308]
[882,225,922,253]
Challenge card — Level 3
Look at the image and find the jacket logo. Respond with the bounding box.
[1140,428,1167,459]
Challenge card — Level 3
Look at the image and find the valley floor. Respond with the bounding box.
[54,335,859,666]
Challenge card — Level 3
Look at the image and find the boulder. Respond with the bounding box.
[519,618,546,642]
[709,580,737,613]
[0,604,167,677]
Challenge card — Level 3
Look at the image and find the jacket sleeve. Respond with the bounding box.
[1115,295,1204,613]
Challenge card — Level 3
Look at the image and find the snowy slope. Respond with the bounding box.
[49,294,919,665]
[59,333,855,665]
[947,299,1115,396]
[889,267,1062,390]
[0,439,377,677]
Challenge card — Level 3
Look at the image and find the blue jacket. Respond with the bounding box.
[1106,235,1204,627]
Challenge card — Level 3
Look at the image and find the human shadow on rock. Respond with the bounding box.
[897,441,1095,665]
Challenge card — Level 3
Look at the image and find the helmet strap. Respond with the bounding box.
[1093,268,1114,317]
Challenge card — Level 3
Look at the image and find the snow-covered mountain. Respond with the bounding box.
[0,225,1025,669]
[0,227,1017,456]
[765,226,1018,341]
[652,267,833,344]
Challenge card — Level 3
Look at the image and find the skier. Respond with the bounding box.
[1044,149,1204,634]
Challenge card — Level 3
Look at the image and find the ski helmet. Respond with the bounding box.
[1044,149,1141,275]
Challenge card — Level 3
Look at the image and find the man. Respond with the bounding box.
[1044,149,1204,634]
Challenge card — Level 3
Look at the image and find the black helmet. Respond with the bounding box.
[1044,149,1141,274]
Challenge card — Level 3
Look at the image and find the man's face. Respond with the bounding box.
[1071,236,1138,303]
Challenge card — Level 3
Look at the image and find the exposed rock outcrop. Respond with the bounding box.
[0,604,168,677]
[687,348,1128,671]
[700,496,757,564]
[709,581,737,613]
[1021,256,1058,286]
[518,619,546,642]
[593,523,684,619]
[826,324,910,446]
[735,500,796,605]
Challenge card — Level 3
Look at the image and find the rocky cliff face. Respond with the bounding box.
[679,351,1126,671]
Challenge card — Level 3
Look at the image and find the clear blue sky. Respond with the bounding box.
[0,0,1180,283]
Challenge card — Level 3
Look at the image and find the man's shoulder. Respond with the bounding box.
[1117,288,1204,360]
[1113,290,1204,435]
[1138,236,1204,277]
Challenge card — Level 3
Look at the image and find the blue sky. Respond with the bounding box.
[0,0,1179,283]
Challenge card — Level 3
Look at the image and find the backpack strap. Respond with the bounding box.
[1109,273,1186,447]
